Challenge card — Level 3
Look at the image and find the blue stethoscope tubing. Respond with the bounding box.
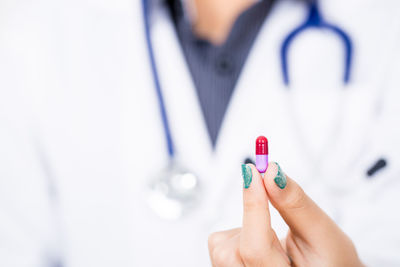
[142,0,175,158]
[281,1,353,85]
[141,0,353,157]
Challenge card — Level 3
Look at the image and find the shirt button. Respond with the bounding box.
[194,38,208,48]
[215,55,234,75]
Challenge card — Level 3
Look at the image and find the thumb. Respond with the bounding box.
[263,162,343,245]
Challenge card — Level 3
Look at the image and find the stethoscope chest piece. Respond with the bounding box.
[147,162,201,220]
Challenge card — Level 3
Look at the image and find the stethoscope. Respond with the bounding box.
[141,0,353,220]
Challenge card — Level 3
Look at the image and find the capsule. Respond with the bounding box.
[255,136,268,173]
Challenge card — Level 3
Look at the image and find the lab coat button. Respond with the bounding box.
[215,55,234,75]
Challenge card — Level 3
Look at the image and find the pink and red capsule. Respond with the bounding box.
[255,136,268,173]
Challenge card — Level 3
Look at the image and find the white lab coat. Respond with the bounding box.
[1,0,400,266]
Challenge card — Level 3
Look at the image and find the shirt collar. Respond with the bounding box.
[148,0,196,22]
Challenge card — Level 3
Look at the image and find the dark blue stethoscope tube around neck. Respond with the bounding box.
[280,1,353,86]
[142,0,175,158]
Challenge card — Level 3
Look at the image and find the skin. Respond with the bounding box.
[208,163,364,267]
[191,0,256,44]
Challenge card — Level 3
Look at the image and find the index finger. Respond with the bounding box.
[240,164,273,249]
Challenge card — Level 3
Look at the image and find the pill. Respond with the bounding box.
[255,136,268,173]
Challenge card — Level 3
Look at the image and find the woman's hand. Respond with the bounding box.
[208,163,363,267]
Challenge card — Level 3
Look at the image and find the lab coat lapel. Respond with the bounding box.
[125,5,227,265]
[146,3,227,233]
[150,6,212,165]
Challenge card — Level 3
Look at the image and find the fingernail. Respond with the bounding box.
[241,164,252,189]
[274,162,287,189]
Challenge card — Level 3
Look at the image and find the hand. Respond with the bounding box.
[208,163,363,267]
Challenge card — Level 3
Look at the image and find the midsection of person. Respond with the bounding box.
[1,0,400,266]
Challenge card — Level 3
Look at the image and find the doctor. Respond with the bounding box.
[0,0,400,266]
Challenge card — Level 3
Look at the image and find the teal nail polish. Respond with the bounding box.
[274,162,287,189]
[241,164,252,189]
